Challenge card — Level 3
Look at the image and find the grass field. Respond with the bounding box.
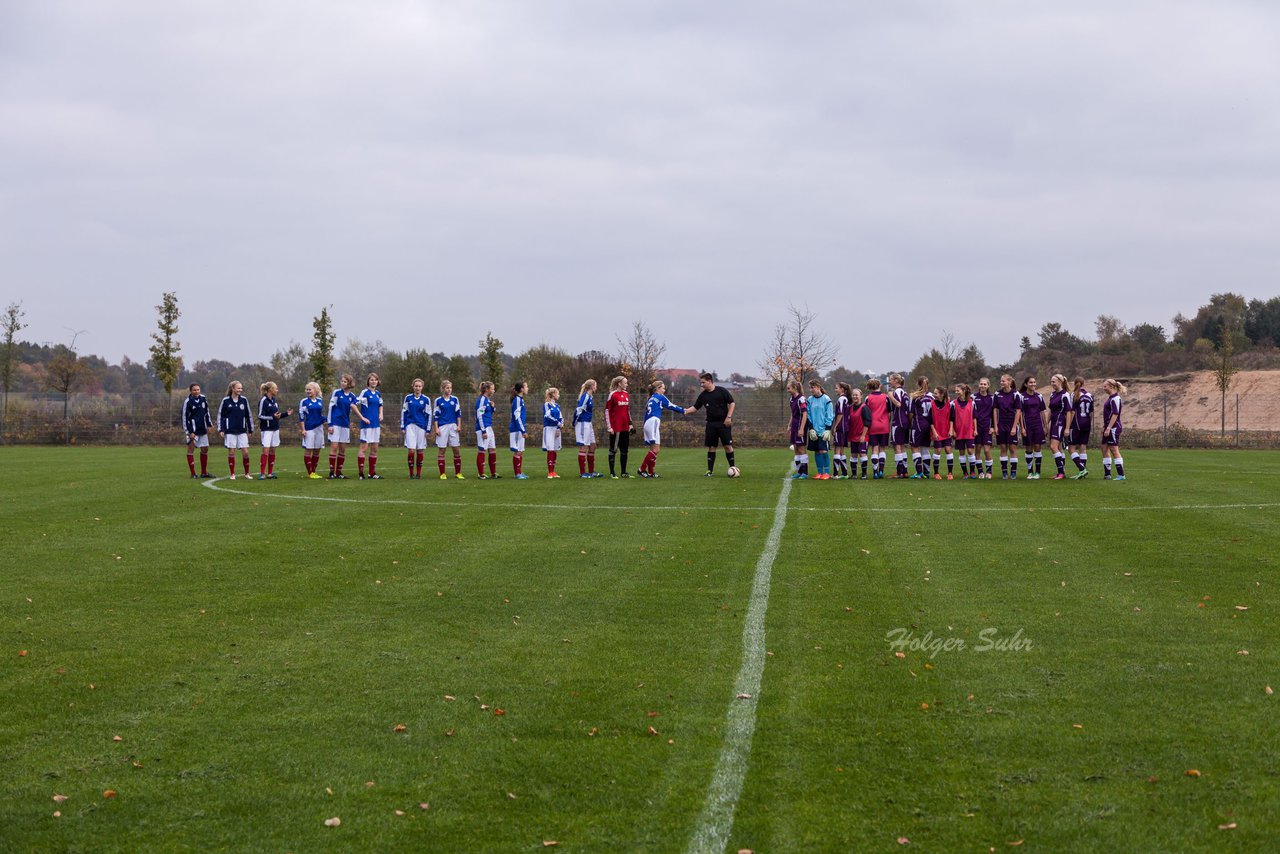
[2,446,1277,852]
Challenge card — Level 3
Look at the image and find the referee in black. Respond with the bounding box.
[687,372,736,476]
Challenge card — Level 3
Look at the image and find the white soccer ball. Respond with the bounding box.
[727,466,741,478]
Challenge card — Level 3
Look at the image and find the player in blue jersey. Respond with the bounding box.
[401,378,432,478]
[218,380,255,479]
[574,379,602,478]
[542,387,564,478]
[509,381,530,479]
[639,380,686,477]
[298,381,327,479]
[475,380,499,479]
[804,379,835,479]
[434,380,465,479]
[326,374,361,479]
[182,383,213,478]
[356,373,384,479]
[257,381,292,479]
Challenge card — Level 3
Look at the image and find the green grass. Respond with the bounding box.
[1,446,1276,852]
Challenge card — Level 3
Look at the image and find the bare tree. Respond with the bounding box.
[783,303,838,386]
[1213,327,1237,437]
[616,321,666,387]
[48,345,86,445]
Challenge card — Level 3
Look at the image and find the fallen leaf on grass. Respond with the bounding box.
[18,650,27,657]
[494,708,506,716]
[920,703,929,710]
[53,811,61,818]
[444,695,455,701]
[1219,823,1237,830]
[394,810,405,816]
[445,728,455,737]
[544,842,559,848]
[131,760,143,769]
[419,802,430,810]
[1186,769,1201,777]
[1237,650,1250,656]
[507,792,517,800]
[113,735,122,742]
[587,727,599,736]
[894,652,906,660]
[897,837,910,845]
[647,726,660,736]
[647,711,660,718]
[102,790,117,799]
[1072,724,1084,730]
[1007,841,1024,847]
[324,817,341,827]
[1267,686,1274,695]
[1147,776,1158,783]
[326,787,333,795]
[1235,606,1248,611]
[393,724,407,733]
[365,781,375,788]
[52,794,67,804]
[736,693,752,700]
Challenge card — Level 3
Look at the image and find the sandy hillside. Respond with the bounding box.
[1111,370,1280,432]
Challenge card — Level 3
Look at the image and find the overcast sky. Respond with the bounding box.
[3,1,1278,377]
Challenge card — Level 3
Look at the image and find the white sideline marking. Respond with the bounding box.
[200,478,1279,515]
[686,474,792,854]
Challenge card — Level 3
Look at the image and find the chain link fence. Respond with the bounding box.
[1,389,1279,448]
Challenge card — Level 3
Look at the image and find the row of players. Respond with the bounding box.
[179,372,736,480]
[786,373,1128,481]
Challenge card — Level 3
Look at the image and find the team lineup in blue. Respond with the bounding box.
[175,368,1129,484]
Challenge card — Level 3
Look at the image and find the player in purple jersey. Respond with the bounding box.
[972,377,996,478]
[1100,378,1127,480]
[787,381,809,478]
[1067,377,1093,478]
[1047,374,1073,479]
[831,382,853,478]
[908,376,933,478]
[1019,376,1048,479]
[888,373,911,477]
[993,374,1023,479]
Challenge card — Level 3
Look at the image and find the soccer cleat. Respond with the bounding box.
[705,471,714,477]
[591,472,603,478]
[440,474,449,480]
[359,474,366,480]
[229,474,237,480]
[791,472,804,479]
[620,472,632,478]
[1052,473,1066,480]
[797,473,807,479]
[946,474,953,481]
[514,473,529,479]
[933,474,942,480]
[649,473,661,478]
[190,474,199,479]
[1114,475,1126,481]
[336,474,348,479]
[309,472,323,479]
[860,474,867,480]
[455,474,465,480]
[580,473,592,479]
[480,474,489,480]
[369,474,380,479]
[548,472,560,479]
[1103,474,1111,480]
[200,473,214,478]
[1074,469,1089,479]
[611,474,619,480]
[268,473,278,479]
[489,474,502,479]
[259,474,268,480]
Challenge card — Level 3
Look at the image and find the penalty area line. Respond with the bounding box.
[686,472,793,854]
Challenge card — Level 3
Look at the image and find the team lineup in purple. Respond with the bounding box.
[788,372,1128,482]
[176,372,741,481]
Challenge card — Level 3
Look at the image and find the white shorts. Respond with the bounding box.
[328,426,351,444]
[188,433,209,448]
[575,422,596,446]
[360,427,381,444]
[224,432,250,450]
[404,424,429,450]
[510,432,526,453]
[476,426,496,451]
[260,430,281,448]
[436,423,461,448]
[643,416,662,446]
[302,426,326,450]
[542,426,562,452]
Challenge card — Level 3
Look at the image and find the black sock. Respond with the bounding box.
[608,451,616,475]
[707,451,715,472]
[726,451,735,468]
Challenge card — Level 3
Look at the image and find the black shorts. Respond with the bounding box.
[704,421,733,448]
[806,436,829,452]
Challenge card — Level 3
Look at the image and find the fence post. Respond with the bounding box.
[1235,393,1240,448]
[1162,397,1167,448]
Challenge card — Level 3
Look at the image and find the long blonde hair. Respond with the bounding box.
[260,381,277,396]
[580,379,597,395]
[911,376,930,400]
[610,375,627,391]
[1103,378,1127,396]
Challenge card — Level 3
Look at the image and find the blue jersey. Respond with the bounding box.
[434,395,462,427]
[401,393,432,430]
[298,396,326,430]
[510,395,527,433]
[182,394,212,436]
[645,393,684,421]
[357,388,382,428]
[258,396,286,431]
[475,394,494,430]
[328,388,358,429]
[218,395,254,435]
[543,400,563,428]
[806,394,834,433]
[574,391,594,424]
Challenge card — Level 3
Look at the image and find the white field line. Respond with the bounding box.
[686,474,793,854]
[200,478,1279,515]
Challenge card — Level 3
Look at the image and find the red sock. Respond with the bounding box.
[548,450,557,473]
[644,450,656,473]
[438,456,446,475]
[514,453,522,476]
[369,454,376,476]
[337,452,345,475]
[200,450,208,475]
[416,451,424,475]
[477,452,486,477]
[587,451,595,473]
[187,453,196,475]
[228,454,236,475]
[259,452,267,475]
[578,452,586,475]
[268,450,275,475]
[488,450,497,476]
[329,452,337,475]
[408,451,415,475]
[454,455,462,475]
[243,455,251,475]
[358,453,365,476]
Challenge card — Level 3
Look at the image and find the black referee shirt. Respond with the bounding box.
[693,386,734,422]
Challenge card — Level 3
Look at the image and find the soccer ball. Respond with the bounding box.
[727,466,741,478]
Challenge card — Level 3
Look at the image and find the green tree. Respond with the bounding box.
[1,301,27,442]
[443,354,475,394]
[147,291,183,395]
[309,306,336,390]
[382,349,442,399]
[514,344,576,395]
[478,331,505,391]
[48,347,86,445]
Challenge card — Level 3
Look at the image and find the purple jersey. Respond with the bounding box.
[789,394,807,445]
[973,393,995,431]
[1049,390,1072,429]
[910,394,933,433]
[994,390,1022,430]
[890,387,911,429]
[1103,395,1122,431]
[833,395,850,442]
[1073,390,1094,429]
